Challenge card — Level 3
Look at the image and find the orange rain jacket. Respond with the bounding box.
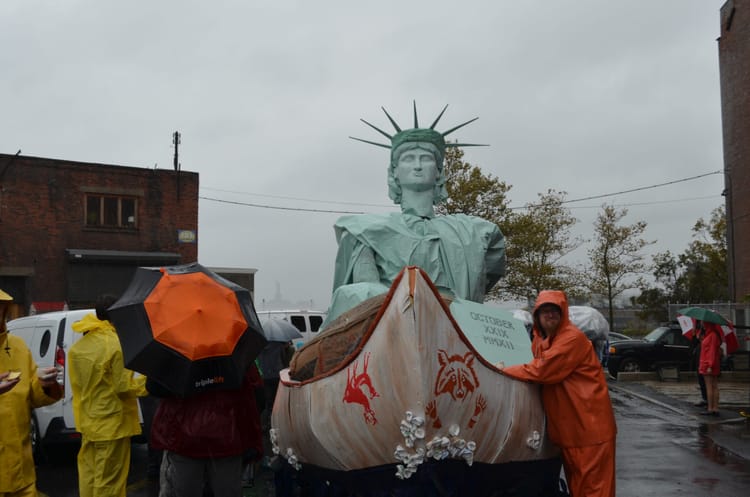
[502,290,616,448]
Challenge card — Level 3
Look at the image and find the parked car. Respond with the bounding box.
[607,323,735,378]
[600,332,633,368]
[607,323,693,378]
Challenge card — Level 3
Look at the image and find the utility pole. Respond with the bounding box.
[172,131,181,171]
[173,131,181,200]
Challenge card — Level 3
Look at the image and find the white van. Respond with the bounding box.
[8,309,93,457]
[256,310,326,349]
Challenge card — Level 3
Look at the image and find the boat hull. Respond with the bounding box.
[271,267,558,477]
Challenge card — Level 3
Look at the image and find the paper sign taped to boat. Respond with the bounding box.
[449,298,533,367]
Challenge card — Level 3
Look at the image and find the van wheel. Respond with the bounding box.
[31,414,46,463]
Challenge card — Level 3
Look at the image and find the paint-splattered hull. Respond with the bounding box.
[271,267,558,475]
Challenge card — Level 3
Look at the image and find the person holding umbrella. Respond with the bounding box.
[690,321,708,408]
[678,307,736,417]
[0,289,63,497]
[699,321,724,416]
[147,363,264,497]
[255,320,300,495]
[106,263,267,497]
[68,294,149,497]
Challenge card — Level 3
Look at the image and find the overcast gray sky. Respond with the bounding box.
[1,0,727,310]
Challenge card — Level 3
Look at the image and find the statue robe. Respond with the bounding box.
[324,212,505,327]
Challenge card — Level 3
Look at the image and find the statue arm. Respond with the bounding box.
[484,225,506,293]
[352,246,380,283]
[332,229,380,292]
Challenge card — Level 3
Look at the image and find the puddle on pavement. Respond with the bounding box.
[693,422,750,471]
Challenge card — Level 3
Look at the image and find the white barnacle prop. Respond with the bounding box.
[285,447,302,471]
[269,428,280,455]
[393,412,477,478]
[394,412,428,479]
[526,430,542,450]
[269,428,302,470]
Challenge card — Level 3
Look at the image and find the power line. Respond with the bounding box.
[561,170,722,204]
[567,194,719,210]
[200,170,723,215]
[201,186,391,208]
[199,196,366,214]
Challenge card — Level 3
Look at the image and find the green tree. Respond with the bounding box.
[676,205,728,302]
[585,204,653,328]
[436,146,511,226]
[630,250,680,322]
[633,205,728,319]
[496,190,583,304]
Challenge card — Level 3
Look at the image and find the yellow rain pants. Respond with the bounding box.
[77,437,131,497]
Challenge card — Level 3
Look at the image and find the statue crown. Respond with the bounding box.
[349,101,487,155]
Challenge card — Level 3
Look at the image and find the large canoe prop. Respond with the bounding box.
[271,267,560,494]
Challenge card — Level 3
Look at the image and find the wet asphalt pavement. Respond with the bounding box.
[35,373,750,497]
[609,375,750,496]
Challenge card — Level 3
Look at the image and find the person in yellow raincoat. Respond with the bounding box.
[500,290,617,497]
[0,289,63,497]
[69,295,148,497]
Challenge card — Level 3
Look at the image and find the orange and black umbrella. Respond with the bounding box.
[108,263,267,396]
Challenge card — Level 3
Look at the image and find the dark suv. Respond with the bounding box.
[607,323,693,378]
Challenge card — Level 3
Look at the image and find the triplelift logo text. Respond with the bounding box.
[195,376,225,388]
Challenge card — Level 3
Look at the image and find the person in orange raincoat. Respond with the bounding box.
[500,290,617,497]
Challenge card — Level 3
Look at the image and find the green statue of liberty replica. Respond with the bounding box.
[276,104,561,497]
[323,103,507,327]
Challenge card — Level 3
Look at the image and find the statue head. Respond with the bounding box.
[388,140,447,205]
[350,102,486,206]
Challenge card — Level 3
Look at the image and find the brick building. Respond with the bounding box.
[0,152,199,315]
[719,0,750,306]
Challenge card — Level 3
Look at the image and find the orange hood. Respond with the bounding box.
[532,290,570,337]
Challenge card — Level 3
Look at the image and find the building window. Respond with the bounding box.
[85,195,137,228]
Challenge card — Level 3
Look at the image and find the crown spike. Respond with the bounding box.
[442,117,479,137]
[413,100,419,128]
[429,104,449,130]
[360,119,392,140]
[381,107,402,133]
[349,136,392,149]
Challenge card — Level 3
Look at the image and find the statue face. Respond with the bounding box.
[395,145,438,192]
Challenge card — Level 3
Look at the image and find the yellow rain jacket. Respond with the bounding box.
[0,332,63,494]
[69,314,147,441]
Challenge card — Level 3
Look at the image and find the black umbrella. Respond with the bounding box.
[108,262,267,396]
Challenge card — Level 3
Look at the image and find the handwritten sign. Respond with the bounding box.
[449,298,533,367]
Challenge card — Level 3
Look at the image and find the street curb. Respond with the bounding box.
[608,382,685,416]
